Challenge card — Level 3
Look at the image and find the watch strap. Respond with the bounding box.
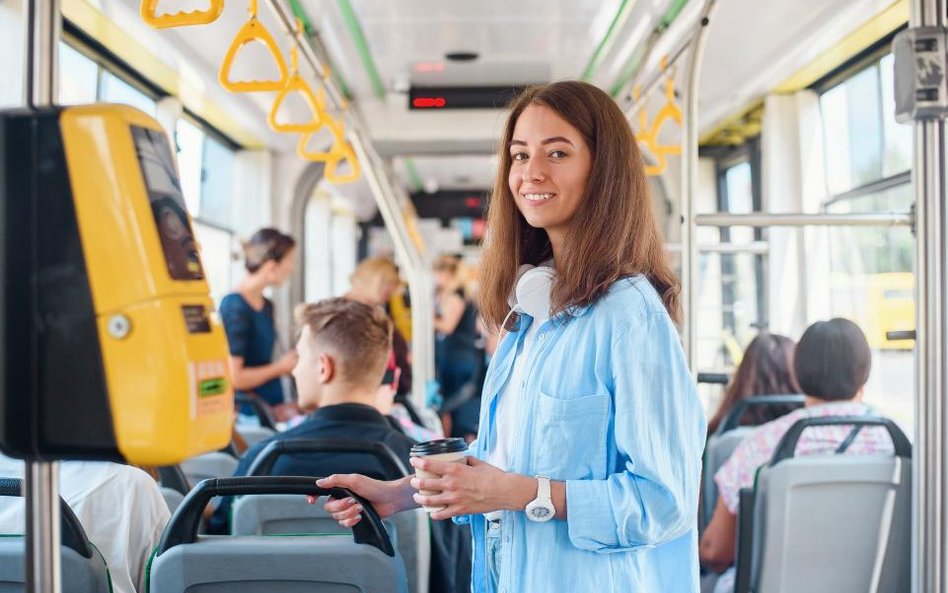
[536,475,551,501]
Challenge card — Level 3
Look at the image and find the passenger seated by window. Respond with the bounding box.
[209,297,415,533]
[699,318,895,589]
[0,457,170,593]
[707,331,802,434]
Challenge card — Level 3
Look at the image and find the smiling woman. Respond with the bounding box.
[318,81,706,593]
[507,105,592,250]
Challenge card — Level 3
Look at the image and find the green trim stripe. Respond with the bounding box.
[581,0,635,81]
[288,0,354,99]
[288,0,314,34]
[661,0,690,28]
[609,0,692,98]
[404,159,423,193]
[337,0,387,99]
[609,42,648,97]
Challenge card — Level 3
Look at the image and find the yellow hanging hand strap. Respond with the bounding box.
[631,60,683,177]
[297,114,344,161]
[296,115,361,183]
[268,46,327,133]
[219,0,289,93]
[140,0,223,29]
[325,141,361,184]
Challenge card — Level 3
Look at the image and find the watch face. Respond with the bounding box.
[526,500,554,522]
[531,507,551,520]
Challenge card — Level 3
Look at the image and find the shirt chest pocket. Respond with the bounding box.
[530,390,611,480]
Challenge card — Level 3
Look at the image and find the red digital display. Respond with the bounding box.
[412,97,447,108]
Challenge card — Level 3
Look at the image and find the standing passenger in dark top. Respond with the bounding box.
[219,228,299,421]
[433,255,482,437]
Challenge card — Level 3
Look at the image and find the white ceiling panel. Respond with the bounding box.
[300,0,606,97]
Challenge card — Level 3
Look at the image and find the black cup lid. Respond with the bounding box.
[410,438,467,456]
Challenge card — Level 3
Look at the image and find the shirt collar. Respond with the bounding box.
[309,403,391,426]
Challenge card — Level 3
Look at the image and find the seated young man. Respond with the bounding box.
[210,297,415,532]
[699,318,895,588]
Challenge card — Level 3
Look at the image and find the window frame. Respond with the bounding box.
[709,138,768,340]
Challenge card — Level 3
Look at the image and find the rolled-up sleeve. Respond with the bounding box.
[565,310,706,552]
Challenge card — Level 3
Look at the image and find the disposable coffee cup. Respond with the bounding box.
[410,438,468,513]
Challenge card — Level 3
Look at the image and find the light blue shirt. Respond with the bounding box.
[460,275,706,593]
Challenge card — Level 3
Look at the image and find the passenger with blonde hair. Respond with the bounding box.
[347,256,401,306]
[319,80,706,593]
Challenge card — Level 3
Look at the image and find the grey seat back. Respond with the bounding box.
[702,427,752,529]
[149,477,407,593]
[180,452,239,488]
[738,416,912,593]
[236,425,277,447]
[232,495,430,593]
[160,487,186,513]
[238,439,428,593]
[0,478,110,593]
[702,395,805,530]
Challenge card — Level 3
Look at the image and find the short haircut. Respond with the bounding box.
[794,318,871,401]
[295,298,393,389]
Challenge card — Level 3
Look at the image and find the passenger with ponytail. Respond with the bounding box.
[219,228,299,422]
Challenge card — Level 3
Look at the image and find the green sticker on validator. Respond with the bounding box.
[199,377,227,397]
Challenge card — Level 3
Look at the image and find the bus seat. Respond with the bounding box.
[148,476,407,593]
[734,416,912,593]
[160,487,186,513]
[236,439,428,593]
[0,478,111,593]
[235,424,277,447]
[180,451,239,488]
[234,393,278,430]
[701,395,805,531]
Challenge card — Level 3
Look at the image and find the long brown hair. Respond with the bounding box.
[707,332,802,433]
[478,80,680,329]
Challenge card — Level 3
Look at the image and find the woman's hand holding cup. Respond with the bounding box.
[410,440,531,520]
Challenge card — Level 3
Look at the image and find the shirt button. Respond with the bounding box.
[538,334,546,342]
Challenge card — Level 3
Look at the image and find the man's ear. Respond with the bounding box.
[318,353,335,384]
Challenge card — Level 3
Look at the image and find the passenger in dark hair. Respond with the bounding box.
[794,318,872,401]
[700,318,894,591]
[219,228,299,421]
[707,332,801,434]
[242,228,297,274]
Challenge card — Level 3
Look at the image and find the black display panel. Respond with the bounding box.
[131,126,204,281]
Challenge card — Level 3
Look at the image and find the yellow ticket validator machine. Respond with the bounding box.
[0,104,234,465]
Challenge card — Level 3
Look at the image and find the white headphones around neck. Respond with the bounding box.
[507,264,557,321]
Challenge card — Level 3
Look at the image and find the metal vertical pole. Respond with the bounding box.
[680,0,716,370]
[912,1,947,591]
[25,1,62,592]
[347,136,435,409]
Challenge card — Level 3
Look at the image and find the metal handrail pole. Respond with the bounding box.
[911,1,947,591]
[680,0,717,370]
[25,1,62,592]
[695,212,914,227]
